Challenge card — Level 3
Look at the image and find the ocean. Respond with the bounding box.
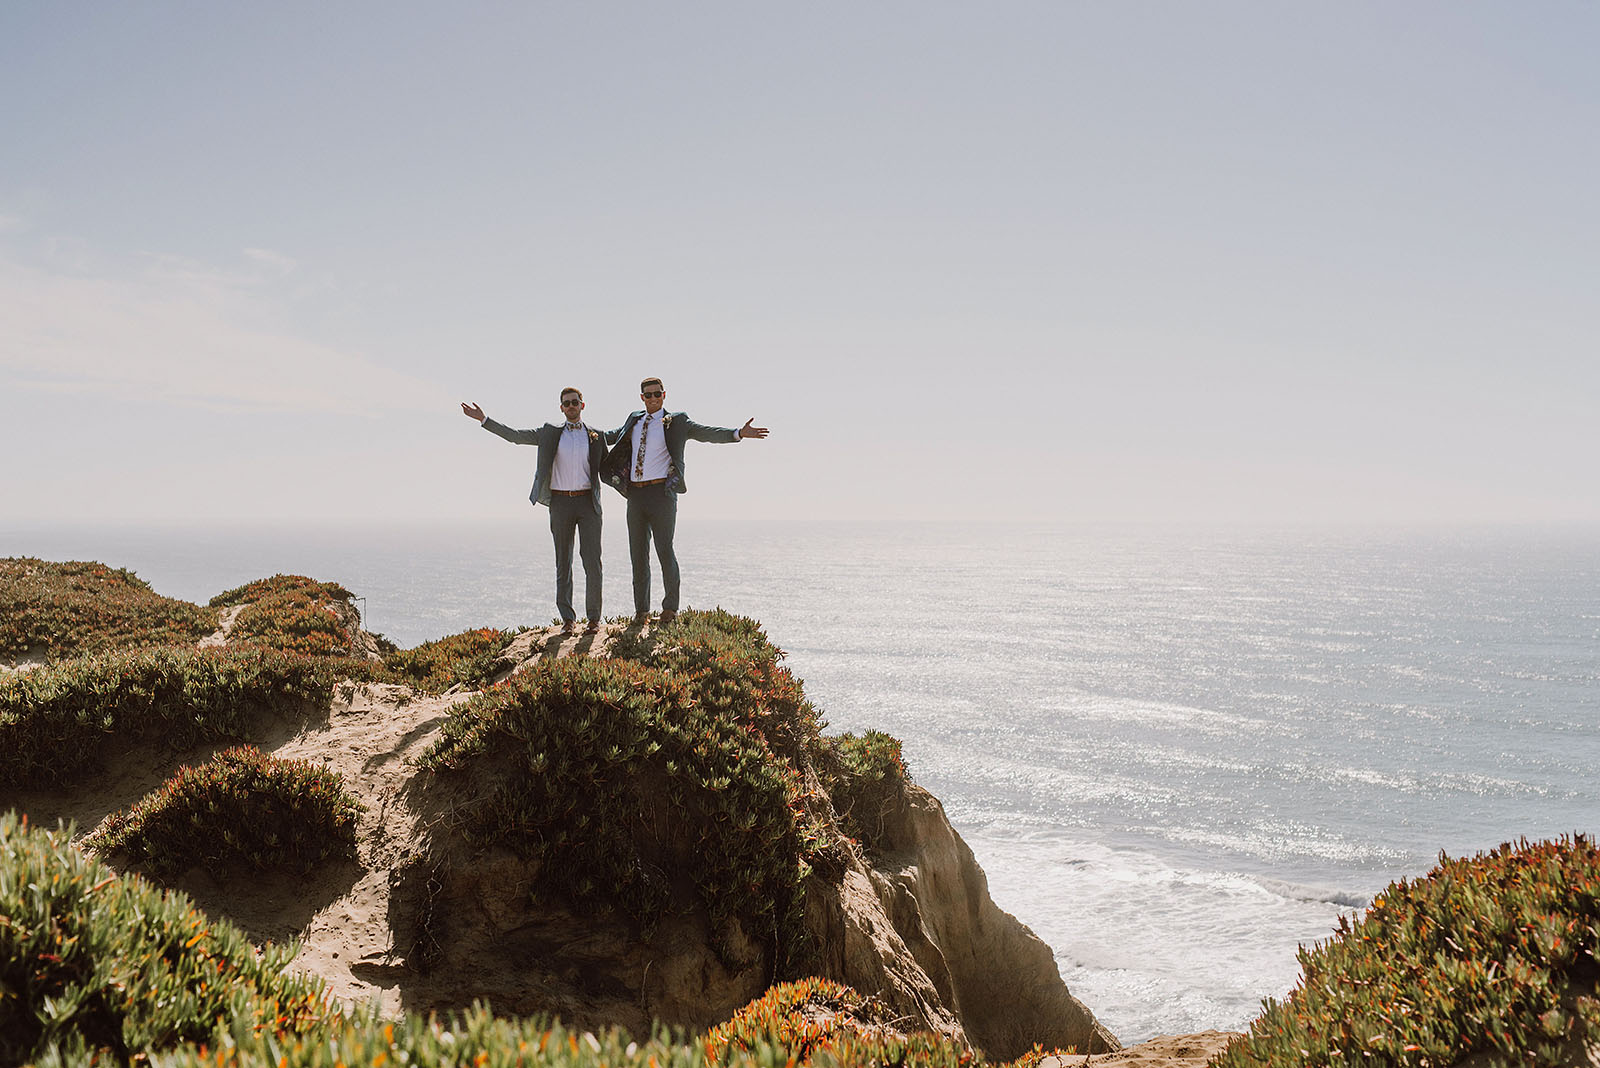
[4,519,1597,1043]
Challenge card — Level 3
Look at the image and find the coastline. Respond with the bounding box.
[4,522,1598,1042]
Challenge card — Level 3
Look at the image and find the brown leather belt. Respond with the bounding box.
[551,488,592,497]
[631,477,669,487]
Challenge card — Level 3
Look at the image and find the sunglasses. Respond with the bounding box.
[561,398,583,406]
[641,390,664,399]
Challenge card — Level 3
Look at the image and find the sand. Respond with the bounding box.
[1041,1030,1239,1067]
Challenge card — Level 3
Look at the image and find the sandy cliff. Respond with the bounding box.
[11,616,1118,1061]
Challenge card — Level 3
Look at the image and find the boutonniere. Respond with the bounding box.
[662,413,674,429]
[587,429,599,443]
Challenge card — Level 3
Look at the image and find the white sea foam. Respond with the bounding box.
[966,830,1366,1038]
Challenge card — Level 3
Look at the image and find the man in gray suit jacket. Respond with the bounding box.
[601,376,768,624]
[461,387,609,633]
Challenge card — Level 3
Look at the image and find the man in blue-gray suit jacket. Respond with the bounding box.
[600,376,768,624]
[461,387,609,633]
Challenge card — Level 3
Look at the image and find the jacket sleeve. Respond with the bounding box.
[481,417,541,445]
[679,415,740,444]
[603,415,634,447]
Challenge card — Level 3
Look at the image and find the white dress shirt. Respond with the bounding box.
[629,412,674,481]
[550,424,593,492]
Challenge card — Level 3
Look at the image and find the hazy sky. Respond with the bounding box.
[3,3,1596,524]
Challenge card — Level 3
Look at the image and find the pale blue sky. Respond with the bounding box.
[3,3,1596,523]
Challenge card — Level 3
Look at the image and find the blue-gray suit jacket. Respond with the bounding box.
[599,412,740,496]
[481,418,609,511]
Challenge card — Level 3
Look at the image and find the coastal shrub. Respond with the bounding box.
[209,574,355,609]
[0,645,341,788]
[607,609,896,889]
[139,1004,723,1068]
[642,609,826,767]
[212,575,361,658]
[818,732,909,855]
[0,557,218,659]
[85,746,361,878]
[141,979,985,1068]
[0,812,337,1066]
[705,977,895,1064]
[419,655,810,966]
[1216,834,1600,1067]
[706,976,1026,1068]
[386,626,517,693]
[133,996,1070,1068]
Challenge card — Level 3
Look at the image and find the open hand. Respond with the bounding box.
[740,419,769,439]
[461,402,485,422]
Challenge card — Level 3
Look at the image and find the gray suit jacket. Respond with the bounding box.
[481,418,608,511]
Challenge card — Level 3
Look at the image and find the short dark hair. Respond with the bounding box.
[560,387,583,402]
[640,377,663,392]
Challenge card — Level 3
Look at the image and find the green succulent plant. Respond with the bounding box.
[1216,834,1600,1067]
[0,813,337,1066]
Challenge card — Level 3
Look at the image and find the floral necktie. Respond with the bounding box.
[633,413,651,479]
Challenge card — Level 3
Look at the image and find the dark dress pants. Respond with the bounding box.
[626,484,679,615]
[549,494,602,622]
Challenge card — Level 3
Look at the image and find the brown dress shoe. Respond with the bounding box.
[659,610,678,624]
[584,620,600,633]
[560,620,576,635]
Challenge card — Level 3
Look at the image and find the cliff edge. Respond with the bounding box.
[2,569,1117,1061]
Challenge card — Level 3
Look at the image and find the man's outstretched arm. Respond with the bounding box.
[682,417,770,443]
[461,401,539,445]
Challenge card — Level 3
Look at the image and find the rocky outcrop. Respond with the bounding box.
[810,782,1119,1059]
[384,751,1115,1060]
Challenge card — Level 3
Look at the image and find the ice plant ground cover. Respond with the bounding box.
[1216,835,1600,1066]
[703,976,1024,1068]
[0,812,337,1067]
[83,745,362,877]
[384,625,519,692]
[211,574,364,657]
[0,644,344,788]
[0,558,218,658]
[816,730,909,856]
